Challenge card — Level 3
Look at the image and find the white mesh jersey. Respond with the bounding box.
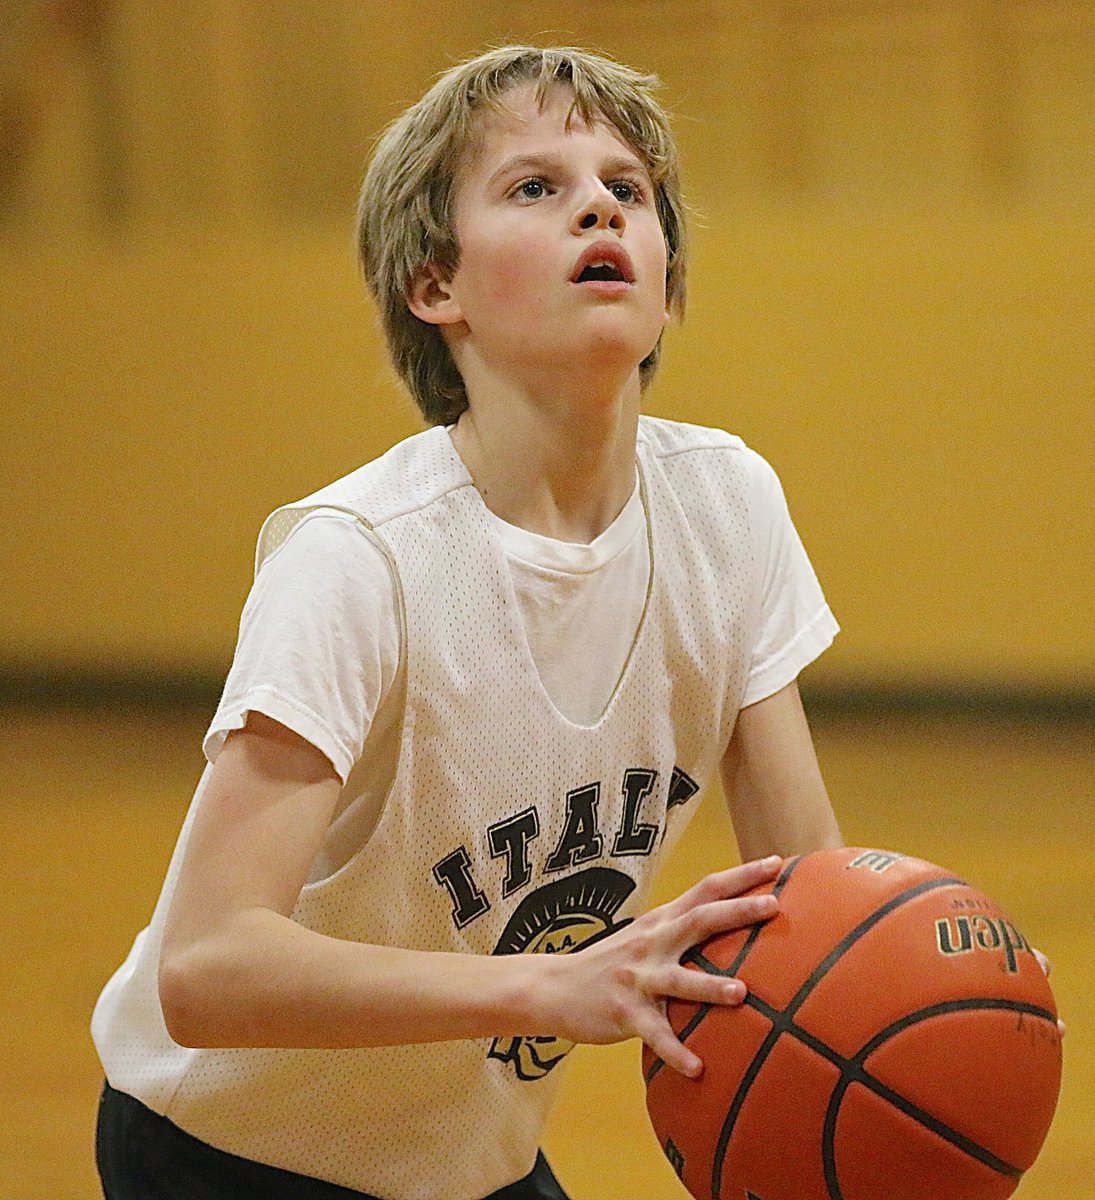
[92,416,836,1199]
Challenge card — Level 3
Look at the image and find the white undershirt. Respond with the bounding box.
[485,480,648,726]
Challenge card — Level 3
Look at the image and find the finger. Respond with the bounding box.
[635,1009,704,1079]
[663,965,746,1007]
[669,855,782,916]
[701,855,783,898]
[1032,948,1052,977]
[681,891,778,945]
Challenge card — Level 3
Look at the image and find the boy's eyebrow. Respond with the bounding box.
[485,151,651,189]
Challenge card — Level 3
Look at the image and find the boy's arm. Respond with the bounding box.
[721,678,843,860]
[159,711,779,1077]
[721,683,1064,1016]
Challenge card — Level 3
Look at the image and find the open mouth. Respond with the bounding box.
[577,262,627,283]
[570,242,636,286]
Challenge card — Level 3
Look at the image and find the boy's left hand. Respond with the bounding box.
[1032,947,1066,1037]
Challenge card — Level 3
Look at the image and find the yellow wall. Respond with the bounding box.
[2,3,1093,693]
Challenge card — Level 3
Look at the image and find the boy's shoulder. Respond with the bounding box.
[304,426,467,515]
[638,414,753,462]
[637,415,782,505]
[256,426,466,569]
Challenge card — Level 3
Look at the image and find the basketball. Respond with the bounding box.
[642,847,1063,1200]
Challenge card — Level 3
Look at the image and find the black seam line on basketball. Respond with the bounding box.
[708,876,964,1199]
[743,992,1027,1184]
[748,989,1057,1081]
[706,1021,782,1200]
[819,1067,1024,1200]
[775,854,803,888]
[714,879,965,1170]
[642,859,805,1087]
[822,1074,851,1200]
[856,996,1059,1063]
[784,877,964,1017]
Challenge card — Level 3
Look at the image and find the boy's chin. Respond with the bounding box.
[486,329,661,395]
[574,343,658,385]
[564,324,662,372]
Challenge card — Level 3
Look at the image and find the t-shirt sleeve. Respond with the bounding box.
[740,449,839,707]
[203,509,400,784]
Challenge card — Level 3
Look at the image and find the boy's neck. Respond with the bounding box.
[449,374,641,545]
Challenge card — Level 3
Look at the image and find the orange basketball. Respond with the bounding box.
[643,847,1062,1200]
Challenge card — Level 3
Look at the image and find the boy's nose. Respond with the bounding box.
[572,186,626,234]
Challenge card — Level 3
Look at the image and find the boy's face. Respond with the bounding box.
[420,83,669,398]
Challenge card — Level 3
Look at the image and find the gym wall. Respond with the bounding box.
[2,2,1092,701]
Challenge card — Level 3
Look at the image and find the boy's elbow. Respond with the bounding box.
[158,947,218,1048]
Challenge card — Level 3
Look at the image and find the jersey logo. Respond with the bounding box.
[487,866,636,1080]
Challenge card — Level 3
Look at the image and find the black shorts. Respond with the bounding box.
[96,1083,570,1200]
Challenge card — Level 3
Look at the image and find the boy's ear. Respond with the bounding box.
[407,264,463,326]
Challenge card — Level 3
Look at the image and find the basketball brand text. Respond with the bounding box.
[935,914,1031,973]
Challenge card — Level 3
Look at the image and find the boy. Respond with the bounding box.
[92,45,842,1200]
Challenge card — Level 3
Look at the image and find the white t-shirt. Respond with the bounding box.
[205,444,836,882]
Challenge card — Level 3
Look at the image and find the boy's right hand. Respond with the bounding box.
[539,855,782,1078]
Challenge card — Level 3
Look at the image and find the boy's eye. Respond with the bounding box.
[509,176,646,204]
[515,178,549,201]
[610,180,641,203]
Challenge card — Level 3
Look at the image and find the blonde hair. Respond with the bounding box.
[356,45,688,425]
